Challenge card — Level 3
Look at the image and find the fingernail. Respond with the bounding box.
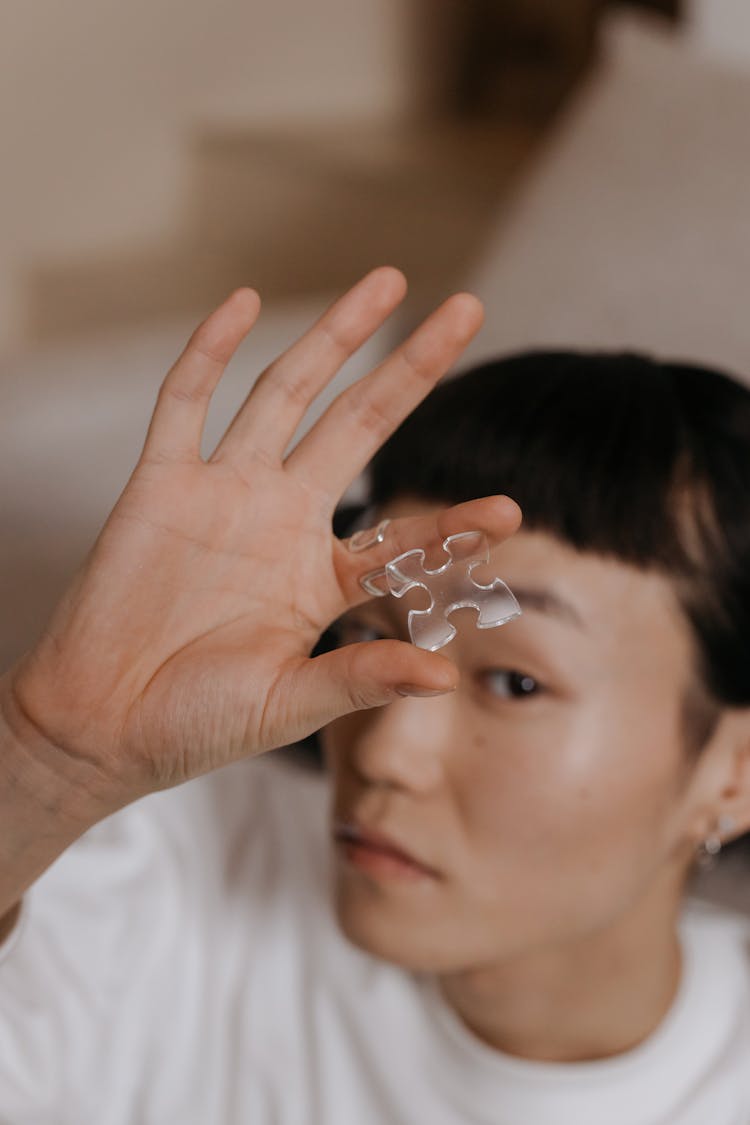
[348,519,391,553]
[395,684,455,698]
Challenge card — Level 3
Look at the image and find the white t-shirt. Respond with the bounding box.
[1,755,749,1125]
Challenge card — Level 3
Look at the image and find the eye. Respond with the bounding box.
[481,669,542,700]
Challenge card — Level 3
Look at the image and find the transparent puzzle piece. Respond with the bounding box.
[385,530,521,652]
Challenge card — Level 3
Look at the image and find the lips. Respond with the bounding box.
[333,821,440,877]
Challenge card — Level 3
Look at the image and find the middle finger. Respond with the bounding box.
[209,267,407,470]
[284,292,484,500]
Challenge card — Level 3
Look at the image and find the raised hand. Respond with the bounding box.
[4,268,520,817]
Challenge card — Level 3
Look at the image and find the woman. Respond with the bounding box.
[319,351,750,1121]
[0,272,748,1122]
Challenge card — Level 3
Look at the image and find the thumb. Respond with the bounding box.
[271,641,458,743]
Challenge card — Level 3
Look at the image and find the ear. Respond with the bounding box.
[681,710,750,846]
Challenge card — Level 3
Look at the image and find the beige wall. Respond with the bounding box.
[688,0,750,63]
[9,0,748,359]
[0,0,449,356]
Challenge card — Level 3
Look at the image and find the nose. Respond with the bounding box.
[349,691,456,793]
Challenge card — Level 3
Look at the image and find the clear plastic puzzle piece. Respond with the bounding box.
[385,531,521,652]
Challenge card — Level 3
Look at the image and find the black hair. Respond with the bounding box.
[370,350,750,862]
[371,351,750,717]
[295,350,750,861]
[375,351,750,859]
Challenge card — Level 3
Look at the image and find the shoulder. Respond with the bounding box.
[680,897,750,1055]
[681,897,750,969]
[78,750,331,911]
[3,751,332,982]
[0,754,339,1116]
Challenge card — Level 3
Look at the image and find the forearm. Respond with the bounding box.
[0,669,113,925]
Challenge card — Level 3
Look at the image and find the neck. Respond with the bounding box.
[438,877,684,1063]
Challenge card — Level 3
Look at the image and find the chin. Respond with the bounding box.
[330,871,471,975]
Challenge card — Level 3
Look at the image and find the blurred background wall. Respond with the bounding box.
[0,0,452,353]
[1,0,696,358]
[692,0,750,63]
[3,0,750,674]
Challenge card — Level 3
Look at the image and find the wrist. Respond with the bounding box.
[0,667,119,918]
[0,666,119,833]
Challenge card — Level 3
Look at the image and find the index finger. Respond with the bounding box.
[334,495,523,608]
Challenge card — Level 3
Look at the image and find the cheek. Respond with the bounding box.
[457,699,686,929]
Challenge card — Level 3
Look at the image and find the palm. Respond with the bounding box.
[116,454,341,651]
[106,455,343,771]
[11,269,519,806]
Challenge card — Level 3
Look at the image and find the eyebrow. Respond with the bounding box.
[358,583,586,631]
[509,586,586,629]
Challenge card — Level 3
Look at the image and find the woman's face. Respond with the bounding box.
[322,500,709,973]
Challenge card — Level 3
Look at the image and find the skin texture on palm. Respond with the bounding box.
[0,268,520,926]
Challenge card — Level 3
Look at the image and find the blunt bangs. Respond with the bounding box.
[370,351,750,707]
